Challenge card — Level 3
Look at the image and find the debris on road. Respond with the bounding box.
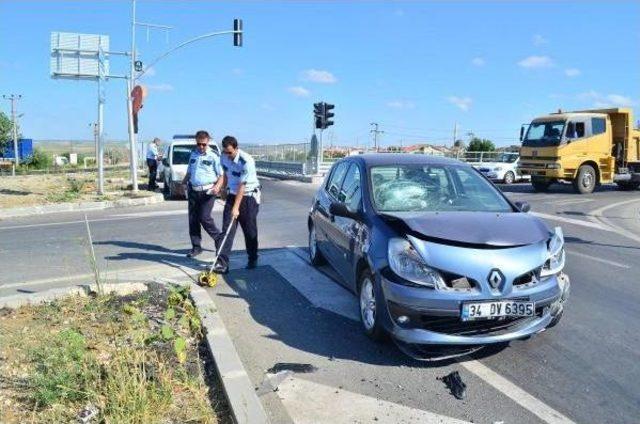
[439,371,467,400]
[267,362,318,374]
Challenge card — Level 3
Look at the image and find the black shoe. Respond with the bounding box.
[187,247,203,258]
[246,258,258,269]
[213,259,229,274]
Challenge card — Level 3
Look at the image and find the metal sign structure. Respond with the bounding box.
[50,32,110,80]
[50,32,127,195]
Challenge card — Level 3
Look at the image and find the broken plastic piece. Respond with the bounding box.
[267,362,318,374]
[440,371,467,400]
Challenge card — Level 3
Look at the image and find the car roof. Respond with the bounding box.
[344,153,465,167]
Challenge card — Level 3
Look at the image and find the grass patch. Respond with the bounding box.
[0,284,230,423]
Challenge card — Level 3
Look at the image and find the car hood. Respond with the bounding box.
[380,211,550,248]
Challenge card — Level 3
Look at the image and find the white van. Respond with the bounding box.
[158,135,220,199]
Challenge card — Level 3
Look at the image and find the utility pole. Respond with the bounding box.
[127,0,139,192]
[3,94,21,174]
[370,122,384,152]
[453,122,458,146]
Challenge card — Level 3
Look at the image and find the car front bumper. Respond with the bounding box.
[380,272,570,346]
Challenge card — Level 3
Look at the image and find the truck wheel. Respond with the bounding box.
[531,178,551,192]
[616,181,640,191]
[573,164,597,194]
[503,171,515,185]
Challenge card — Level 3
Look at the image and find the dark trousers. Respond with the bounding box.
[219,194,259,263]
[188,189,222,249]
[147,158,158,190]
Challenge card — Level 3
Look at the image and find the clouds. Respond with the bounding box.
[146,83,173,92]
[532,34,548,46]
[578,91,636,107]
[387,100,415,110]
[287,86,310,97]
[471,57,486,67]
[300,69,337,84]
[447,96,472,111]
[564,68,581,77]
[518,55,554,68]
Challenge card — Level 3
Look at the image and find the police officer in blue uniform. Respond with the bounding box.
[146,137,162,191]
[182,130,224,258]
[214,135,261,273]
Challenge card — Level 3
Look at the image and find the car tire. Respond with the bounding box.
[573,164,597,194]
[358,270,386,342]
[616,181,640,191]
[308,224,327,266]
[163,176,170,196]
[503,171,515,185]
[531,178,551,192]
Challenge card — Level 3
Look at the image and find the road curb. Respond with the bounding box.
[0,193,165,219]
[189,283,270,424]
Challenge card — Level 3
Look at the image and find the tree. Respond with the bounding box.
[0,111,12,152]
[467,137,495,152]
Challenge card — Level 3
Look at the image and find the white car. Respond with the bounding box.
[158,135,220,199]
[471,153,530,184]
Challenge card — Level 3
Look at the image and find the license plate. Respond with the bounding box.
[461,301,535,321]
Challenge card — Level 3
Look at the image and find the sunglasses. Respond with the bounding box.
[196,142,208,147]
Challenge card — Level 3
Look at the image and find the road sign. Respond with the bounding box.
[50,32,110,80]
[134,60,143,72]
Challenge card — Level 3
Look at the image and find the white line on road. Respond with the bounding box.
[460,360,575,424]
[588,198,640,245]
[531,212,611,231]
[277,376,471,424]
[545,198,594,206]
[567,250,630,269]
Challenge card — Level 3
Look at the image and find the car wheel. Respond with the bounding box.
[308,224,326,266]
[531,178,551,192]
[358,270,386,342]
[573,164,597,194]
[616,181,640,191]
[503,171,515,185]
[163,176,170,196]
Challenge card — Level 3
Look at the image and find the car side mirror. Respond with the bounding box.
[162,158,169,166]
[330,202,360,220]
[519,126,525,142]
[514,201,530,213]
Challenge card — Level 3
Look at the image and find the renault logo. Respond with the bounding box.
[487,269,505,289]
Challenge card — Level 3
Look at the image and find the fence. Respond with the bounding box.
[243,143,311,163]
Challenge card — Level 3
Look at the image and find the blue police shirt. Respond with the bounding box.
[221,149,260,195]
[187,147,223,187]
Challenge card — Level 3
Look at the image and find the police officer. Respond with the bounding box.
[182,130,224,258]
[214,135,261,273]
[146,137,162,191]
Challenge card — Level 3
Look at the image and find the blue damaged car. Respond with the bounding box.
[308,154,570,358]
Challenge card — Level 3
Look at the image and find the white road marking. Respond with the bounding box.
[531,212,611,231]
[588,198,640,245]
[266,249,575,424]
[567,250,630,269]
[113,209,188,218]
[277,376,470,424]
[460,360,575,424]
[545,198,594,206]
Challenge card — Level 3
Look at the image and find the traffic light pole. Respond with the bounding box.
[128,0,139,193]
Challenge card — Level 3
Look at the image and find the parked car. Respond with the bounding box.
[471,152,530,184]
[158,135,220,199]
[308,154,570,359]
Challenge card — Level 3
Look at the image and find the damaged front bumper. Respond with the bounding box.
[381,272,570,347]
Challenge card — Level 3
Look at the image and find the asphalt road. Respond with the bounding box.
[1,178,639,423]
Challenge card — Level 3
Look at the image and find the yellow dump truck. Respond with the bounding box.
[518,108,640,193]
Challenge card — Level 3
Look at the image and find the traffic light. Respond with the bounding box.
[233,19,243,47]
[314,102,324,129]
[323,103,335,128]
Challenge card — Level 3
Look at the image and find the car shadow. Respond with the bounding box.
[218,258,509,368]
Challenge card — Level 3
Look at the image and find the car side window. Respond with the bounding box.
[339,164,362,211]
[326,162,349,199]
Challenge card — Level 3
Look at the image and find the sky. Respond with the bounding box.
[1,0,639,148]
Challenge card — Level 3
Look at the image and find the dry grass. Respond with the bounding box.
[0,284,230,423]
[0,170,154,209]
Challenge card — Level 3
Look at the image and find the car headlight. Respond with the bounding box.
[387,238,444,288]
[541,226,565,277]
[493,166,503,171]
